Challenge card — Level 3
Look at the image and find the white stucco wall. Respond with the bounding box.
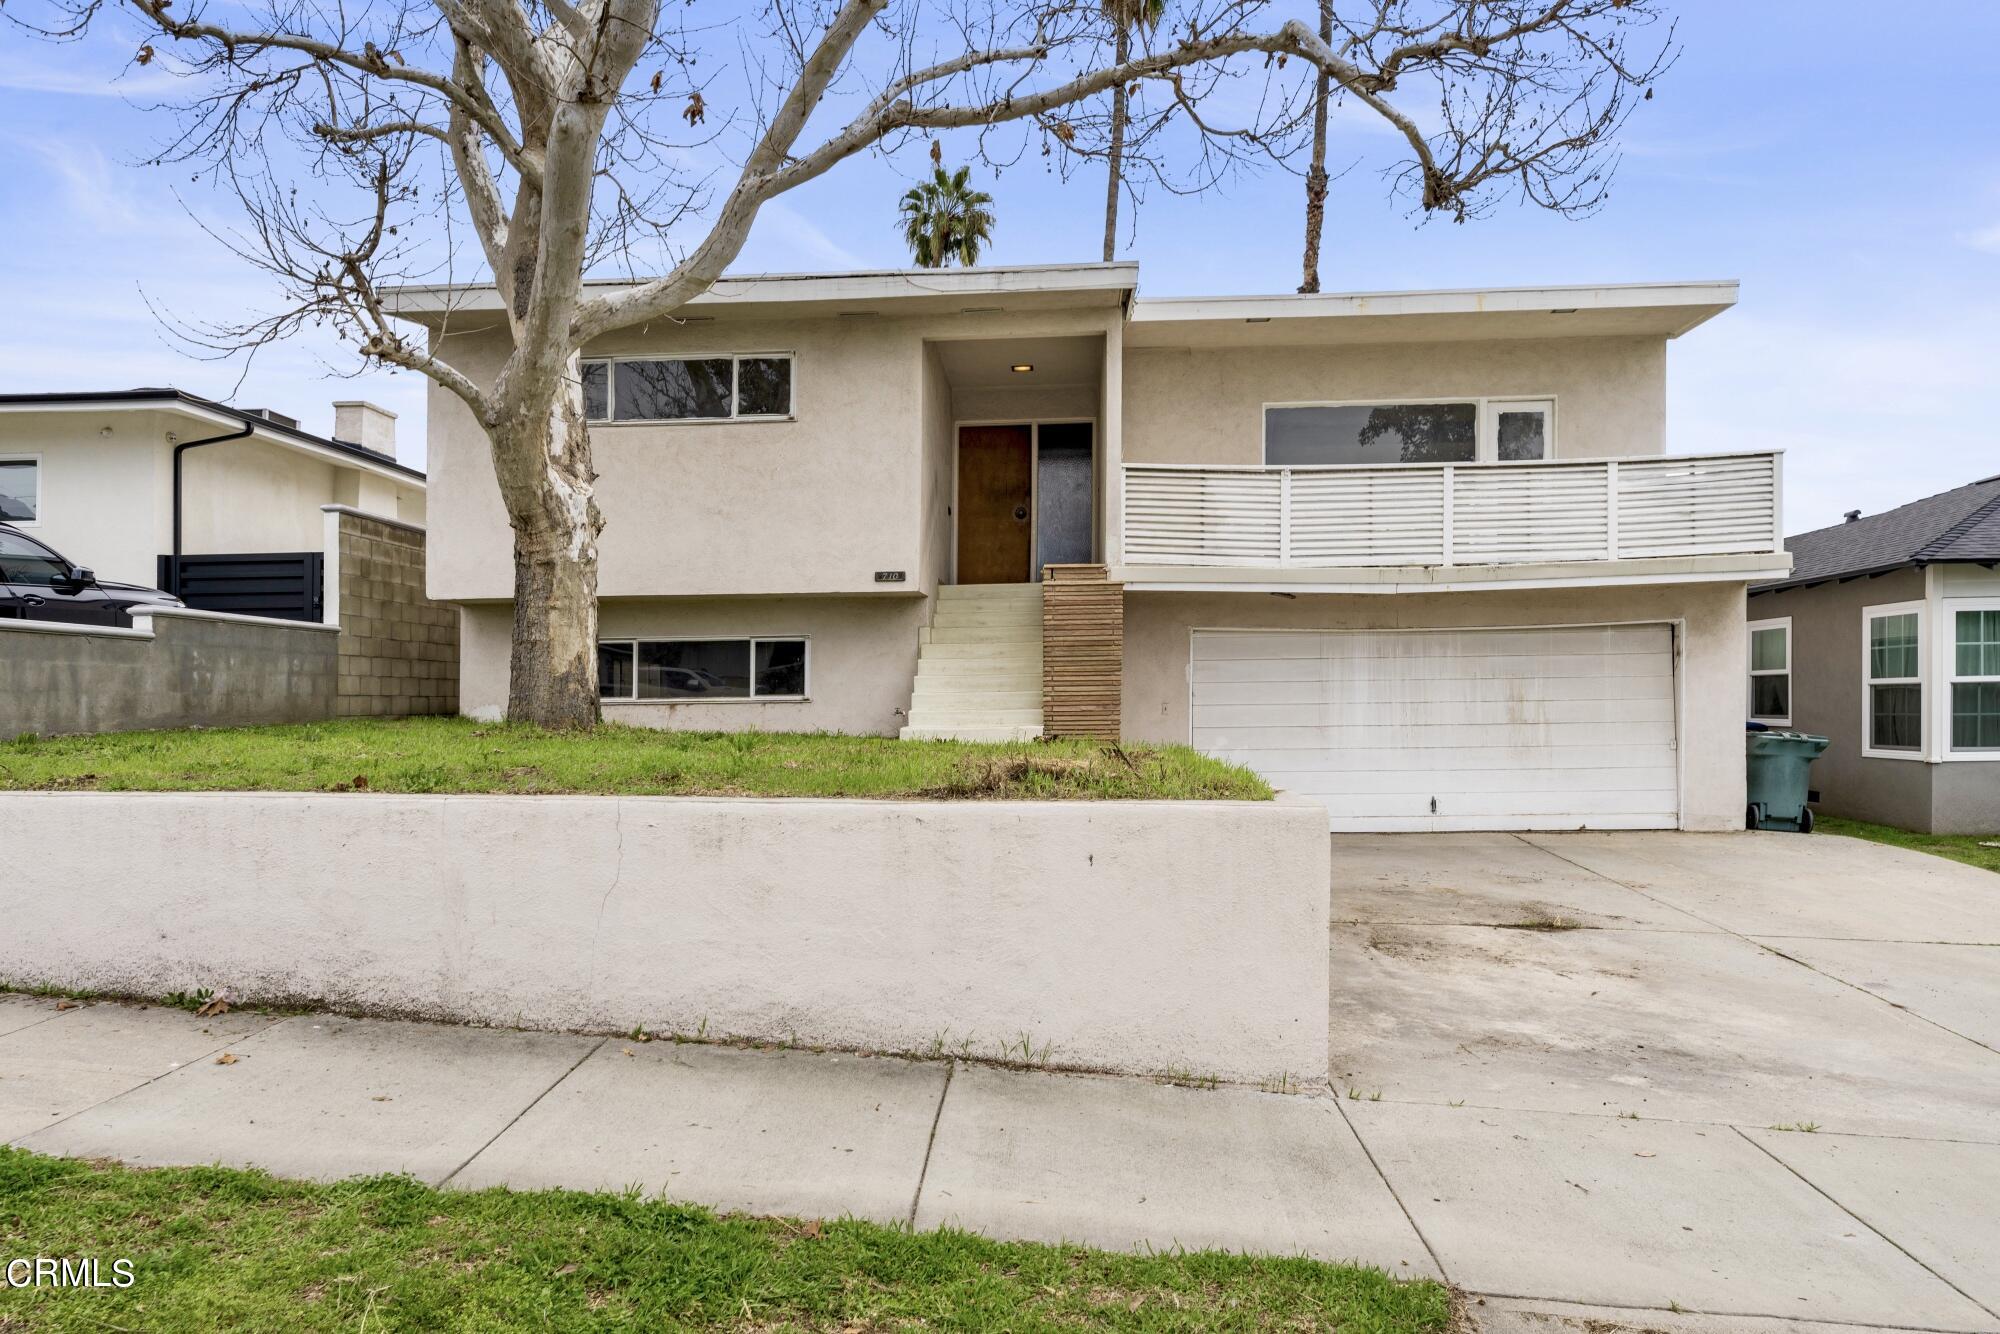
[182,439,340,555]
[1122,335,1667,466]
[1122,580,1749,832]
[459,596,928,734]
[1,412,176,585]
[423,308,1124,603]
[0,791,1330,1083]
[0,408,422,586]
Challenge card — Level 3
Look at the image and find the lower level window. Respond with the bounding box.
[598,637,807,701]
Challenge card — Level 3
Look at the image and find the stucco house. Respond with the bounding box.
[1747,476,2000,834]
[0,389,426,619]
[394,263,1791,832]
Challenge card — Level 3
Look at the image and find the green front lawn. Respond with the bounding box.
[0,1150,1450,1332]
[1818,815,2000,875]
[0,717,1269,801]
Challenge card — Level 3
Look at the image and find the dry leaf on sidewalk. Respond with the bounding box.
[215,1052,238,1065]
[54,1000,79,1012]
[196,997,231,1017]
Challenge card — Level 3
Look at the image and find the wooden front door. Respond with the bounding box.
[956,425,1033,584]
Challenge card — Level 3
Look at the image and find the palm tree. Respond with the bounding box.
[1299,0,1332,293]
[1101,0,1167,262]
[897,166,996,268]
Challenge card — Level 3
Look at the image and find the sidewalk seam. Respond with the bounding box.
[1468,1287,1989,1334]
[436,1036,606,1189]
[1513,835,2000,1057]
[7,1006,291,1149]
[1331,1097,1450,1284]
[1732,1125,2000,1326]
[906,1058,955,1230]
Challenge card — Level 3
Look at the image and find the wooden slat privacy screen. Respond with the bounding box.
[1041,564,1123,738]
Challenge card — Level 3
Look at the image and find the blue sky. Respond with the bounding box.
[2,4,1996,533]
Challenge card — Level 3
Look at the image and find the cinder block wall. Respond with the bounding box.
[333,510,459,717]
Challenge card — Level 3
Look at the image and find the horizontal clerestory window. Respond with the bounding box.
[1263,398,1552,467]
[580,355,792,423]
[597,637,808,702]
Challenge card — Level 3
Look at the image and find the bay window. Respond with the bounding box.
[1949,602,2000,754]
[1863,604,1923,757]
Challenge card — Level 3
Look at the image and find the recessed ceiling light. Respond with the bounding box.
[1010,363,1034,374]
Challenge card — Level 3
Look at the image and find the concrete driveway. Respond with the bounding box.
[1332,830,2000,1333]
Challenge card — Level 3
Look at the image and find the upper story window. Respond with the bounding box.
[0,457,38,524]
[580,354,793,423]
[1263,398,1552,467]
[1747,617,1791,725]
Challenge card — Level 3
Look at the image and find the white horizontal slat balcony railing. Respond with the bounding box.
[1119,450,1784,569]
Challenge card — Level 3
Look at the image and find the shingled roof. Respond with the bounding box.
[1756,474,2000,592]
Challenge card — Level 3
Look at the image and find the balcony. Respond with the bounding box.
[1119,450,1784,574]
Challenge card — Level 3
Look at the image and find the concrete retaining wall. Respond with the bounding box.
[0,792,1330,1084]
[0,608,336,740]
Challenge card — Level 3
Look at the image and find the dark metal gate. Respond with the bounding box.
[157,551,324,623]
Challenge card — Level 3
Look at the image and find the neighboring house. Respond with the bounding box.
[1747,477,2000,834]
[0,389,426,620]
[394,263,1790,832]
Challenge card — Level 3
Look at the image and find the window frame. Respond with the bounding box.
[596,635,810,703]
[579,352,796,425]
[1747,615,1792,727]
[1259,395,1558,467]
[0,453,42,527]
[1861,600,1926,761]
[1941,596,2000,761]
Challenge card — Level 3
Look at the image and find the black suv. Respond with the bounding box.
[0,524,183,626]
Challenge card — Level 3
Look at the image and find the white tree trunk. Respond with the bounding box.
[492,391,603,728]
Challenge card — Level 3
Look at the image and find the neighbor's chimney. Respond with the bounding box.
[332,400,398,461]
[1844,509,1862,524]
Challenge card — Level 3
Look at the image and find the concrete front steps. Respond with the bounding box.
[900,583,1044,742]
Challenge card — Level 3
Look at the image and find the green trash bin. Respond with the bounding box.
[1746,729,1831,832]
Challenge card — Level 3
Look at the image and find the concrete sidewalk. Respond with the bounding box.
[3,991,1997,1333]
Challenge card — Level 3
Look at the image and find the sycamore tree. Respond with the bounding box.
[14,0,1674,728]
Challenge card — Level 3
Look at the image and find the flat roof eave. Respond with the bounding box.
[1125,280,1739,347]
[0,390,425,485]
[385,261,1142,324]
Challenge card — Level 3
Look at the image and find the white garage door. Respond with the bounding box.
[1190,625,1680,832]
